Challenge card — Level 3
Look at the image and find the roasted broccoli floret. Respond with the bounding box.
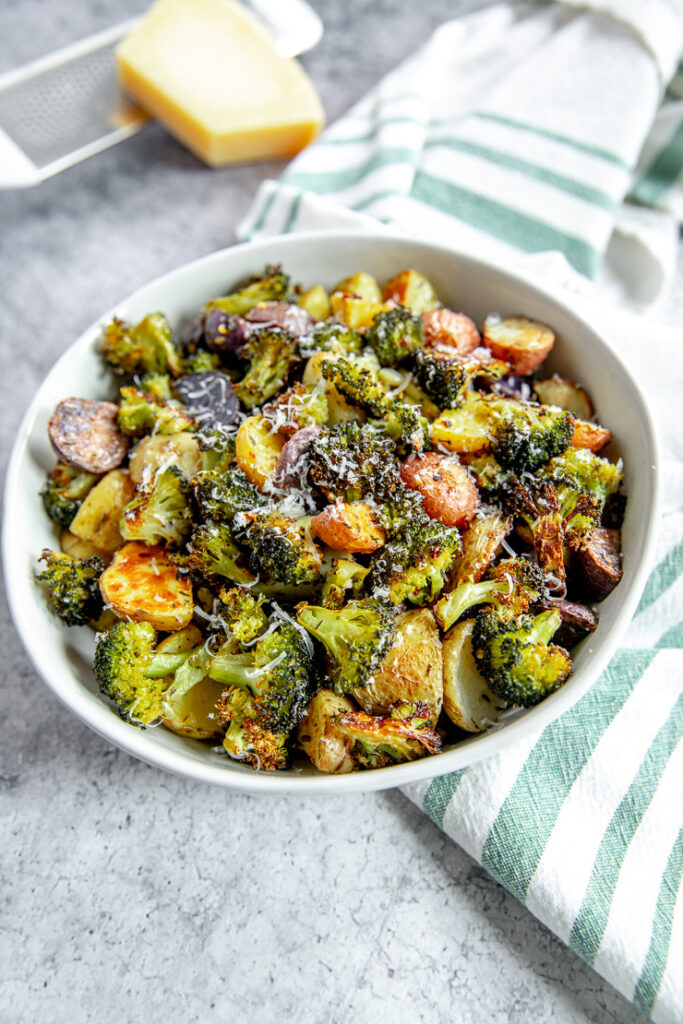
[462,453,512,495]
[182,350,221,374]
[194,466,265,522]
[308,422,400,503]
[321,557,370,608]
[117,386,195,437]
[544,448,624,509]
[217,586,269,644]
[94,619,198,724]
[297,597,396,694]
[215,687,290,771]
[183,522,255,585]
[235,511,323,586]
[501,478,566,585]
[211,618,315,769]
[120,466,193,546]
[101,313,183,377]
[138,372,172,401]
[321,357,388,417]
[432,392,573,474]
[233,329,300,409]
[414,349,469,409]
[196,427,236,473]
[365,307,425,366]
[334,705,441,768]
[368,519,461,606]
[208,265,291,316]
[262,383,328,433]
[435,556,546,632]
[298,320,362,358]
[493,399,573,473]
[414,349,508,410]
[41,462,98,528]
[472,607,571,707]
[380,402,431,454]
[37,549,104,626]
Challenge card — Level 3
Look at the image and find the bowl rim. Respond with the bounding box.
[2,229,661,795]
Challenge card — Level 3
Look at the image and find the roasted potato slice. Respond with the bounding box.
[353,608,443,724]
[422,308,480,354]
[297,690,357,774]
[235,414,286,491]
[431,406,492,454]
[443,620,507,732]
[534,377,593,420]
[48,397,129,473]
[482,315,555,375]
[312,502,386,553]
[99,541,194,631]
[69,469,136,553]
[128,432,202,485]
[298,284,331,321]
[60,528,111,565]
[572,419,612,452]
[400,452,479,528]
[449,509,513,587]
[381,269,440,313]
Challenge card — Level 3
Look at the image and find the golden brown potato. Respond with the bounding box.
[572,419,612,452]
[297,284,331,321]
[99,542,194,631]
[534,377,593,420]
[401,452,479,528]
[422,308,480,354]
[297,690,357,774]
[128,432,201,485]
[312,502,386,553]
[329,294,387,330]
[235,414,286,491]
[431,404,492,454]
[331,272,382,304]
[443,620,507,732]
[161,676,225,740]
[449,509,513,587]
[353,608,443,724]
[381,269,440,313]
[69,469,136,553]
[482,315,555,375]
[60,528,111,564]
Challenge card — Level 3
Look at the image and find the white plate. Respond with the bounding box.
[2,231,660,794]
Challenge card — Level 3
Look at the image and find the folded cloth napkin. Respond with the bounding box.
[238,2,683,1019]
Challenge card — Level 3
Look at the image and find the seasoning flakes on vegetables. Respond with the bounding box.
[36,263,626,773]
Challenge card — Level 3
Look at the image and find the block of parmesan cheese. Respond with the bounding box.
[116,0,324,167]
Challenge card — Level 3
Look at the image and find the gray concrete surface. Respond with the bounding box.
[0,2,659,1021]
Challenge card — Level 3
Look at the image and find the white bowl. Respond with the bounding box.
[3,231,660,794]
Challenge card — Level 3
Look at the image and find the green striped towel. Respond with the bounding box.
[238,2,683,1019]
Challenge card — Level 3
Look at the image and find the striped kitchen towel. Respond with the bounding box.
[238,2,683,1020]
[241,0,683,312]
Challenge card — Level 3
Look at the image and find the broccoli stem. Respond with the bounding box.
[144,651,193,679]
[436,579,510,632]
[208,652,257,691]
[526,609,562,646]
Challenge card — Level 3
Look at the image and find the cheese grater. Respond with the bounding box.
[0,0,324,189]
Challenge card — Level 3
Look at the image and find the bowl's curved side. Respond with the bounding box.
[2,231,661,794]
